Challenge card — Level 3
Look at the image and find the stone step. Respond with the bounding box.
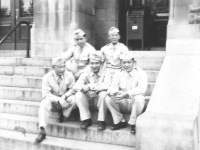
[0,87,41,101]
[0,57,163,70]
[0,66,159,81]
[0,50,27,57]
[0,83,153,101]
[0,77,154,96]
[0,66,51,77]
[0,129,134,150]
[0,113,136,147]
[0,97,150,124]
[132,51,165,59]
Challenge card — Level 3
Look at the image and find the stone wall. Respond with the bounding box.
[31,0,95,58]
[95,0,119,49]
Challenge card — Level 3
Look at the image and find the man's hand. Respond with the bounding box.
[108,89,119,96]
[87,91,97,99]
[81,85,89,93]
[114,91,129,101]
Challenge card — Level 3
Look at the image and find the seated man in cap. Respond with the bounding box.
[73,51,112,130]
[35,57,76,143]
[100,27,129,78]
[63,29,96,80]
[105,51,147,134]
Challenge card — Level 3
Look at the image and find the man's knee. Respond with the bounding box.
[134,95,145,104]
[75,91,84,101]
[105,95,114,106]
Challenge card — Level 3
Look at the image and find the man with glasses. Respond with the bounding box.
[35,57,76,143]
[105,51,147,134]
[100,27,129,78]
[63,29,96,80]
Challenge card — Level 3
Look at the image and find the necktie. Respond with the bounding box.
[57,76,62,86]
[93,74,99,83]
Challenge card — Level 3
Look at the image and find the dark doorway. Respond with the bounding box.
[118,0,169,51]
[0,0,33,50]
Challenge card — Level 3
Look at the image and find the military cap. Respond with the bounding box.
[108,27,119,35]
[74,29,86,38]
[52,57,65,66]
[120,51,134,60]
[89,51,103,62]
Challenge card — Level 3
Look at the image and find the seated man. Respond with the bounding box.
[35,57,76,143]
[105,51,147,134]
[74,51,112,130]
[63,29,96,79]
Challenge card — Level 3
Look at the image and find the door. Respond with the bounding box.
[0,0,33,50]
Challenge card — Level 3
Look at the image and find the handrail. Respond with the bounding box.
[0,21,30,58]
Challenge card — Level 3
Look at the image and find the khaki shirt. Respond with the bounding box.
[74,67,112,91]
[62,42,96,62]
[101,42,129,69]
[42,70,75,102]
[108,66,147,97]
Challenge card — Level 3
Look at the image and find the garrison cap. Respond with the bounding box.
[89,51,103,62]
[52,57,65,66]
[120,51,134,60]
[74,29,86,38]
[108,27,119,35]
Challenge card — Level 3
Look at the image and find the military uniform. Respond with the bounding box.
[39,70,76,128]
[74,66,112,122]
[106,65,147,125]
[100,27,129,78]
[63,29,96,76]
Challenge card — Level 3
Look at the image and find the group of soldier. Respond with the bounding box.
[35,27,148,143]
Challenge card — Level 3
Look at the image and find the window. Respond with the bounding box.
[0,0,11,18]
[20,0,33,17]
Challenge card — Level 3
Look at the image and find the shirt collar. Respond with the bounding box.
[90,66,103,77]
[122,64,138,77]
[53,70,63,81]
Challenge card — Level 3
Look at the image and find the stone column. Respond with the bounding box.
[136,0,200,150]
[31,0,73,57]
[95,0,119,50]
[31,0,95,58]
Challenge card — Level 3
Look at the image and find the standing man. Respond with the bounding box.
[105,51,147,134]
[101,27,129,78]
[63,29,96,79]
[74,51,112,130]
[35,57,76,143]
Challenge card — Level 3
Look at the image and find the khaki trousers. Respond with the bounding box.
[105,95,145,125]
[75,91,107,121]
[39,95,76,128]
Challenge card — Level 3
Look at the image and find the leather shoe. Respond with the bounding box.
[130,125,136,134]
[110,121,127,130]
[35,130,46,143]
[80,119,92,129]
[97,121,106,130]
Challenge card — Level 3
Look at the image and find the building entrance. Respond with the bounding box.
[0,0,33,50]
[119,0,169,51]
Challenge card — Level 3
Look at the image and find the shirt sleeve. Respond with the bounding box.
[62,47,74,60]
[127,70,148,96]
[107,72,120,94]
[42,75,61,102]
[64,72,76,97]
[73,72,89,91]
[98,71,112,91]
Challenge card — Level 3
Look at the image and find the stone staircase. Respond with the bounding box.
[0,50,165,150]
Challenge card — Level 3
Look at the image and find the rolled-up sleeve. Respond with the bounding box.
[127,70,148,96]
[62,47,74,60]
